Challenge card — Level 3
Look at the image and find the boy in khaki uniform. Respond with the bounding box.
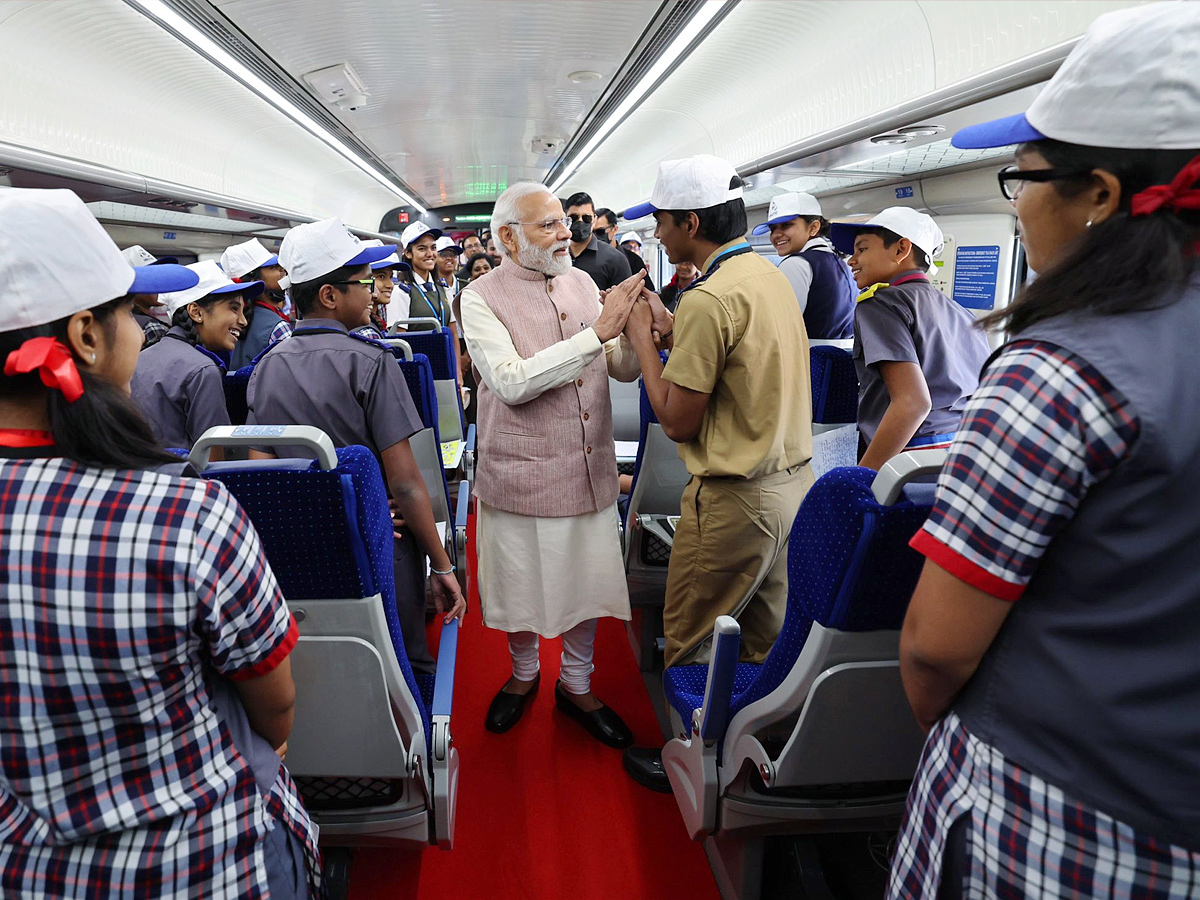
[620,155,814,790]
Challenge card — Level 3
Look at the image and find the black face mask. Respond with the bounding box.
[569,220,592,243]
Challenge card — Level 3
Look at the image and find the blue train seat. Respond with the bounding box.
[391,327,465,446]
[385,340,466,587]
[189,425,461,848]
[224,364,253,426]
[809,342,858,428]
[659,450,944,899]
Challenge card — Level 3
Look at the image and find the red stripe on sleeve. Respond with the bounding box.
[909,530,1025,602]
[228,614,299,682]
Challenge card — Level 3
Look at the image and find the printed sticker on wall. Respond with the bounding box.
[952,245,1001,310]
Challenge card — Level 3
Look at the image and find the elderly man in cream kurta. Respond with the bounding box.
[460,181,650,747]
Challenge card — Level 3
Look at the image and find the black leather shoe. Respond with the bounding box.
[554,680,634,748]
[623,746,672,793]
[484,673,539,733]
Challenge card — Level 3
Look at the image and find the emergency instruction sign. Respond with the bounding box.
[952,245,1001,310]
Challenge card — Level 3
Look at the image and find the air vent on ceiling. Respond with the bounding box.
[122,0,423,205]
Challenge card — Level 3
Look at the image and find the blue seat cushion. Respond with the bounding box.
[665,466,932,736]
[664,662,762,725]
[810,345,858,424]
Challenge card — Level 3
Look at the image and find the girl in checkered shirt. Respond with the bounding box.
[0,189,316,898]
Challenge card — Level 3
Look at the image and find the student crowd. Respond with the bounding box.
[2,5,1199,896]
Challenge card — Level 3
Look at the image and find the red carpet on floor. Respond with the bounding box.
[347,511,721,900]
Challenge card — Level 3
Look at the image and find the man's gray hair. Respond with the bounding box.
[490,181,558,259]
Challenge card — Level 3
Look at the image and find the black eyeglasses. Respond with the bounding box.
[567,213,594,224]
[997,165,1094,201]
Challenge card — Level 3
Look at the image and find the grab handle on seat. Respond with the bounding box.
[189,425,339,471]
[381,338,413,360]
[698,616,741,744]
[390,318,442,332]
[872,449,948,505]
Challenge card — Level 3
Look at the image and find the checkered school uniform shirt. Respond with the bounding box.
[269,318,295,346]
[891,342,1200,896]
[0,452,307,899]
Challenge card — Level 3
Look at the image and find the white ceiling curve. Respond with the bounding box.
[0,0,1147,237]
[0,0,405,229]
[560,0,1146,215]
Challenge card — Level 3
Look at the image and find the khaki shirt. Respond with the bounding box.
[663,240,812,479]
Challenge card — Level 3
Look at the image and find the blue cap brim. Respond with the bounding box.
[128,263,200,294]
[348,244,399,267]
[829,223,879,256]
[370,258,411,272]
[262,254,279,268]
[951,113,1045,150]
[213,279,265,300]
[751,214,801,236]
[622,200,657,221]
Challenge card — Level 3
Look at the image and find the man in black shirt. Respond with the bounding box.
[564,191,632,291]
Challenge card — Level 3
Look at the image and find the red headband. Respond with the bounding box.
[3,337,85,403]
[1130,151,1200,217]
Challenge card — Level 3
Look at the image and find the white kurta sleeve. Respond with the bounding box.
[460,288,605,406]
[778,255,814,315]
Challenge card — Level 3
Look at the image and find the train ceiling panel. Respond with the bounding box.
[211,0,665,207]
[561,0,1143,215]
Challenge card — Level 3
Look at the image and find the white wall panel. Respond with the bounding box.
[564,0,1143,214]
[0,0,402,228]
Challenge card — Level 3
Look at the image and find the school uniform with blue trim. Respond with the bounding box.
[853,271,990,450]
[130,325,231,448]
[776,236,856,339]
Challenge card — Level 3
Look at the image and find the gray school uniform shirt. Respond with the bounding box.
[853,272,991,444]
[247,318,423,462]
[130,326,231,449]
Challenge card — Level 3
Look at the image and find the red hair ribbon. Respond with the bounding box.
[3,337,85,403]
[1130,151,1200,217]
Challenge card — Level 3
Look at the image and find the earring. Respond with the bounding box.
[1086,220,1093,228]
[90,353,96,363]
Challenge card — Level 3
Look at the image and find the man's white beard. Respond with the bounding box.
[516,229,573,277]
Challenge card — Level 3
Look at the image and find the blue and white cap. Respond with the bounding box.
[361,238,410,272]
[751,192,823,236]
[953,3,1200,151]
[0,189,199,332]
[830,207,944,260]
[220,238,280,280]
[278,217,397,288]
[624,155,742,220]
[159,260,264,318]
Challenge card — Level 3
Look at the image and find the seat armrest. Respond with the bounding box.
[698,616,741,744]
[432,618,459,722]
[454,480,470,534]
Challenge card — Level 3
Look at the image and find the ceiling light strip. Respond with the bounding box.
[122,0,426,213]
[549,0,734,194]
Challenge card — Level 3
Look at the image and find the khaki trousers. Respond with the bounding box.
[663,463,814,669]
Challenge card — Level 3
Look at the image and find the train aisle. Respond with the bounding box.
[348,512,721,900]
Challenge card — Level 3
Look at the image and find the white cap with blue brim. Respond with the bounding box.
[159,259,264,318]
[751,192,823,236]
[830,207,944,260]
[0,188,200,332]
[278,218,398,289]
[952,2,1200,151]
[623,155,742,221]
